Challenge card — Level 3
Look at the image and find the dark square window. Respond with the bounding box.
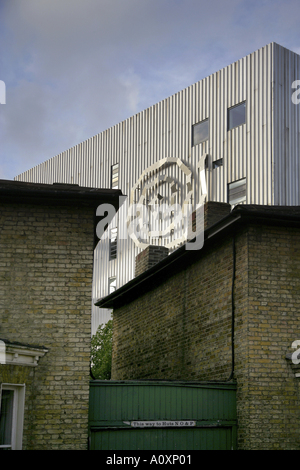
[213,158,223,169]
[192,119,209,146]
[228,102,246,130]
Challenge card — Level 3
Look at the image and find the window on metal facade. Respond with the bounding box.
[213,158,223,169]
[109,227,118,260]
[111,163,119,189]
[228,102,246,130]
[228,178,246,206]
[108,277,116,294]
[192,119,209,146]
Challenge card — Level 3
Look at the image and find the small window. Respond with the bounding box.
[109,227,118,260]
[111,163,119,189]
[108,277,116,294]
[192,119,209,146]
[228,102,246,130]
[0,384,25,450]
[228,178,246,205]
[213,158,223,169]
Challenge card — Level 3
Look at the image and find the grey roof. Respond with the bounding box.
[0,179,123,208]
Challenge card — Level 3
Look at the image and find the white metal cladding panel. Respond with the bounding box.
[273,43,300,205]
[15,44,277,204]
[15,43,295,333]
[245,44,273,205]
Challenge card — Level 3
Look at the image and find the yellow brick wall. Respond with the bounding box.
[112,234,236,380]
[111,223,300,449]
[239,225,300,449]
[0,203,94,450]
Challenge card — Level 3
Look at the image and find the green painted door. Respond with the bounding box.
[89,380,237,450]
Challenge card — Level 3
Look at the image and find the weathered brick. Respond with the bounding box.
[111,222,300,450]
[0,202,94,450]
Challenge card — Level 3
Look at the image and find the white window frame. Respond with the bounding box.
[0,383,25,450]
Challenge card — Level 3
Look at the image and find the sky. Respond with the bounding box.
[1,0,300,180]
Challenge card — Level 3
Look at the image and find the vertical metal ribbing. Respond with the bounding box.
[14,43,300,333]
[272,43,300,206]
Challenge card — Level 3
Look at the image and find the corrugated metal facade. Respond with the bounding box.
[15,43,300,333]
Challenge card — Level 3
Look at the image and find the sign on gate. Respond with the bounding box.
[124,420,196,428]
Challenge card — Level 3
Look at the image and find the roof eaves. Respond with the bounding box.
[95,204,300,310]
[0,179,124,207]
[95,209,243,309]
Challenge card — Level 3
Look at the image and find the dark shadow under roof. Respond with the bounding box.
[0,179,124,208]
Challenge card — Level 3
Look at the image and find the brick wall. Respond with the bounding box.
[134,202,231,278]
[111,222,300,449]
[238,224,300,449]
[135,245,169,277]
[0,202,94,450]
[188,201,231,236]
[112,233,236,381]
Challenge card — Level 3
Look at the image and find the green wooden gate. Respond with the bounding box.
[89,380,237,450]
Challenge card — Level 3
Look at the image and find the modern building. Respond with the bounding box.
[15,42,300,333]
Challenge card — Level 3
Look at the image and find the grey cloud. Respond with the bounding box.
[1,0,300,179]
